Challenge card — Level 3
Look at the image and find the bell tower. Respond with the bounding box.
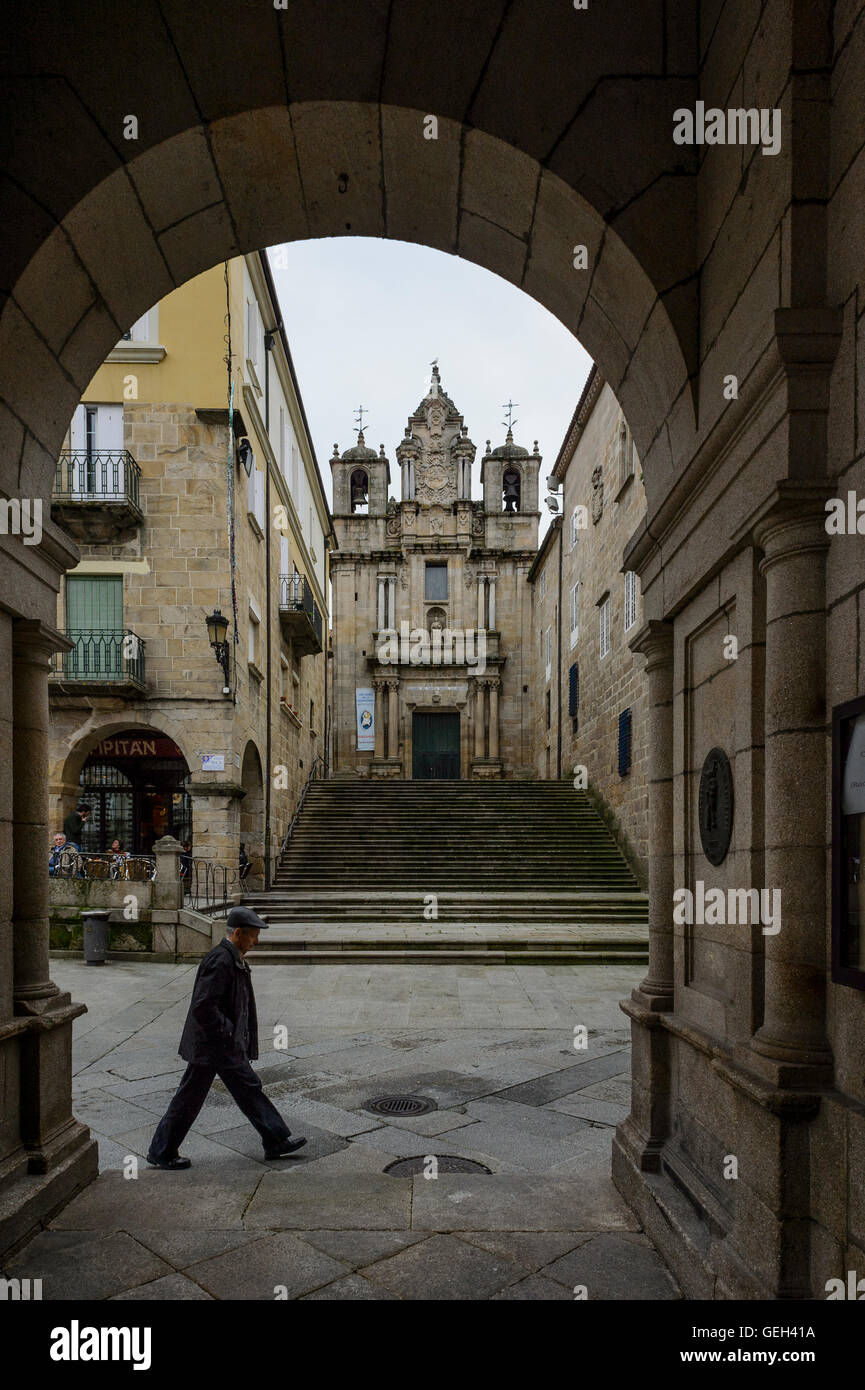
[330,429,391,516]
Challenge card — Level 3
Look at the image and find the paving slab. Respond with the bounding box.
[187,1232,350,1300]
[113,1124,267,1174]
[205,1119,348,1165]
[361,1232,528,1300]
[2,1230,171,1300]
[297,1229,427,1268]
[109,1273,214,1300]
[491,1273,576,1300]
[244,1172,412,1231]
[410,1173,640,1232]
[67,1092,171,1138]
[462,1096,594,1140]
[124,1228,262,1269]
[307,1068,504,1112]
[575,1079,632,1105]
[49,1170,260,1230]
[541,1232,682,1300]
[293,1141,402,1176]
[545,1095,630,1125]
[456,1231,594,1268]
[495,1049,631,1107]
[300,1273,395,1299]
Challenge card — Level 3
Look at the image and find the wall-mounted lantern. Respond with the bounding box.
[205,608,231,694]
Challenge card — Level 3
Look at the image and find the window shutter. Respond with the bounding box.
[568,662,580,718]
[618,708,632,777]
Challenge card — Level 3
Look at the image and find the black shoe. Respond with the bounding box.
[146,1153,191,1169]
[264,1137,307,1159]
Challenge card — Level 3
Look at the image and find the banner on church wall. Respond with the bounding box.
[356,687,375,751]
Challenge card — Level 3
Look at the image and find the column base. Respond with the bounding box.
[749,1029,834,1089]
[370,758,402,779]
[470,758,502,779]
[0,1121,97,1260]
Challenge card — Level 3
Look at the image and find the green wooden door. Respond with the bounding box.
[412,712,460,779]
[65,575,123,677]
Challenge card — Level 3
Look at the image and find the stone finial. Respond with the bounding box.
[486,440,491,453]
[380,443,386,457]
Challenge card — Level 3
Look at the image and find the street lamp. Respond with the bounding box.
[205,609,231,694]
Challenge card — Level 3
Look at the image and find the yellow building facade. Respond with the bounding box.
[48,252,332,891]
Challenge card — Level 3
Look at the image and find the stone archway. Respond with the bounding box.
[0,0,862,1302]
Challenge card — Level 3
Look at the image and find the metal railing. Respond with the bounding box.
[51,629,146,685]
[187,859,238,914]
[48,849,156,880]
[273,756,324,880]
[278,573,323,647]
[54,451,141,508]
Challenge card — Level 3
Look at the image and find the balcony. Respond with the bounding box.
[278,574,323,656]
[50,628,146,697]
[51,451,143,539]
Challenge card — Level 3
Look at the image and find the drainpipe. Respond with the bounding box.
[264,329,274,890]
[556,516,563,780]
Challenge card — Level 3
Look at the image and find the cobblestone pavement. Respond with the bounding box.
[5,959,681,1300]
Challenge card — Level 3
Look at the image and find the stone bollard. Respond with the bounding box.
[151,835,184,954]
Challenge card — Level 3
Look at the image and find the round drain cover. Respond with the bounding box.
[384,1156,492,1176]
[363,1094,437,1117]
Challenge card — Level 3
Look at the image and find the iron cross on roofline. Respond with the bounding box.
[354,404,368,434]
[502,399,519,432]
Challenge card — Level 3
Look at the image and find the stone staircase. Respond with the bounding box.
[245,780,648,964]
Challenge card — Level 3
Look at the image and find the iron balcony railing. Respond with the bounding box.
[54,451,141,508]
[278,573,323,647]
[51,628,146,685]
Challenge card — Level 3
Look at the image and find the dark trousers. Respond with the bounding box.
[148,1053,292,1159]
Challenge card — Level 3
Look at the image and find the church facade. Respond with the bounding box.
[329,367,541,780]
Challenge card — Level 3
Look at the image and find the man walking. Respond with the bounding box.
[147,905,306,1169]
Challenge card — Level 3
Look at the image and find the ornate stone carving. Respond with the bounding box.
[429,512,444,534]
[471,511,485,537]
[591,465,604,523]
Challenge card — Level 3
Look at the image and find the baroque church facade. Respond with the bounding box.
[329,366,541,780]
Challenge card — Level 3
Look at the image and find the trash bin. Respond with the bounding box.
[82,909,110,965]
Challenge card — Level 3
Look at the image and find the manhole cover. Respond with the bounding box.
[363,1094,437,1117]
[384,1156,492,1176]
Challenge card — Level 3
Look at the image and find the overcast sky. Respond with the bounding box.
[267,239,591,537]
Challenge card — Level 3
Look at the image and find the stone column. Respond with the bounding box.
[387,680,399,760]
[489,680,500,760]
[376,578,385,631]
[12,621,62,1011]
[629,620,675,1011]
[388,576,396,629]
[373,681,385,760]
[474,680,485,759]
[750,490,833,1080]
[477,576,485,632]
[488,577,496,630]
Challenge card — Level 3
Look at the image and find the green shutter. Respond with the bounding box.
[66,575,123,630]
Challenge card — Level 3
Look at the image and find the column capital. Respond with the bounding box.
[13,618,72,660]
[628,618,673,669]
[733,481,834,562]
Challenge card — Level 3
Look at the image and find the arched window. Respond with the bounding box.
[350,469,369,512]
[502,467,521,513]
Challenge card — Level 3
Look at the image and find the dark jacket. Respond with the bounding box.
[178,939,258,1064]
[63,811,85,844]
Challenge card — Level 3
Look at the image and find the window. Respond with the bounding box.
[309,699,315,731]
[279,534,290,578]
[624,570,638,631]
[833,694,865,989]
[568,662,579,733]
[569,582,579,648]
[618,708,632,776]
[246,299,260,373]
[247,466,265,532]
[539,568,546,599]
[425,563,447,601]
[280,653,290,702]
[545,626,551,681]
[291,443,299,498]
[570,508,580,550]
[599,596,611,659]
[546,689,551,729]
[618,421,635,491]
[248,600,261,668]
[278,406,285,475]
[121,307,157,344]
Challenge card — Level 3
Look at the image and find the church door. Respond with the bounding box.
[412,712,460,779]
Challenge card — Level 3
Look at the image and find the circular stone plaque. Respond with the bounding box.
[698,747,734,866]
